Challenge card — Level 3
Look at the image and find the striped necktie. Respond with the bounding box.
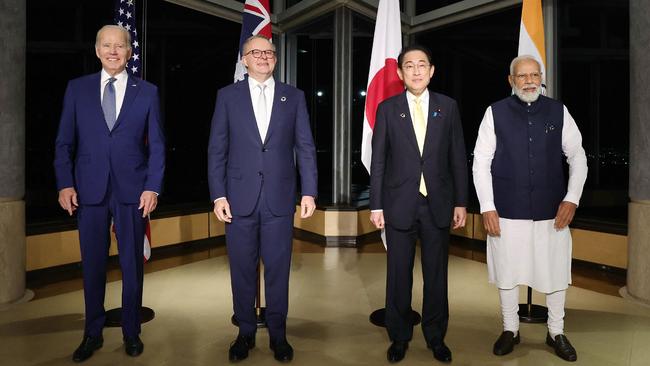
[102,77,117,131]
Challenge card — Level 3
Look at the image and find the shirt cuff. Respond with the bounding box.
[479,202,496,214]
[562,193,580,207]
[371,209,383,213]
[214,197,226,203]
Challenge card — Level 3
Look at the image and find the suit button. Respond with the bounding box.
[528,121,533,126]
[258,172,263,176]
[529,137,533,142]
[262,148,268,152]
[530,170,534,175]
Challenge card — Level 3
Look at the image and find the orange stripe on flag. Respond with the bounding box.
[521,0,546,66]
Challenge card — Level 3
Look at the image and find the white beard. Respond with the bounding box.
[513,85,542,103]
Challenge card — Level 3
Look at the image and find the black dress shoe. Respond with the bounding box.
[431,342,452,363]
[493,331,520,356]
[270,339,294,362]
[72,335,103,363]
[546,333,577,362]
[124,336,144,357]
[229,335,255,362]
[387,341,408,363]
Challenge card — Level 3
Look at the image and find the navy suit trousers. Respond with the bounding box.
[226,190,294,341]
[385,194,450,345]
[77,181,145,338]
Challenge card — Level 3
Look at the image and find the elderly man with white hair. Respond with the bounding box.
[472,55,587,362]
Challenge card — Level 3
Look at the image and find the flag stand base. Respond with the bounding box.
[518,286,548,323]
[369,308,421,327]
[105,307,155,327]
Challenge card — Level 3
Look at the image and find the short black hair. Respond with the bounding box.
[397,44,433,68]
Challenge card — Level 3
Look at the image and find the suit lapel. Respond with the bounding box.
[237,78,264,145]
[422,91,442,158]
[395,92,421,157]
[112,74,141,131]
[263,82,283,145]
[89,73,107,130]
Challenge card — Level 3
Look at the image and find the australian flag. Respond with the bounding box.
[234,0,272,82]
[114,0,142,78]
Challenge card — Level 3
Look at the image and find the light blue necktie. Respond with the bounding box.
[102,77,117,131]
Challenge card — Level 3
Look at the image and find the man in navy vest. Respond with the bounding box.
[472,55,587,362]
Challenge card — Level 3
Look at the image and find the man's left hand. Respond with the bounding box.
[300,196,316,218]
[139,191,158,218]
[452,207,467,229]
[554,201,577,230]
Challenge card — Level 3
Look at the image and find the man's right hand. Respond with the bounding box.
[58,187,78,216]
[213,199,233,223]
[370,211,385,229]
[482,210,501,237]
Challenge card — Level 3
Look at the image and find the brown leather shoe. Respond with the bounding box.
[493,331,520,356]
[546,333,577,362]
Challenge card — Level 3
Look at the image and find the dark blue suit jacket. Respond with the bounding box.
[208,79,317,216]
[370,91,468,229]
[54,72,165,204]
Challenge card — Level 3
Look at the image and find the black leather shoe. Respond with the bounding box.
[431,342,452,363]
[72,335,103,363]
[387,341,408,363]
[270,339,294,362]
[229,335,255,362]
[546,333,577,362]
[493,331,520,356]
[123,336,144,357]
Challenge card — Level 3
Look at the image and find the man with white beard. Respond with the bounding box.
[472,55,587,362]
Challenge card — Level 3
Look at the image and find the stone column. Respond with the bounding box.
[626,0,650,304]
[332,7,352,204]
[0,0,27,306]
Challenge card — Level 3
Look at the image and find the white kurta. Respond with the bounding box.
[472,104,588,293]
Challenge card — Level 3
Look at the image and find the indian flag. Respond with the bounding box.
[518,0,546,86]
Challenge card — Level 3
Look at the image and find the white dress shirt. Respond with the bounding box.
[100,69,129,118]
[405,89,430,131]
[248,75,275,141]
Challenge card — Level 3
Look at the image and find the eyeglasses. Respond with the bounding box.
[245,49,276,58]
[514,72,542,81]
[402,62,431,73]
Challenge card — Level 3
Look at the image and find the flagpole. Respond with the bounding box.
[141,0,147,80]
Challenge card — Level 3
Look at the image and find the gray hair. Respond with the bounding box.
[509,55,541,75]
[242,35,275,54]
[95,25,132,50]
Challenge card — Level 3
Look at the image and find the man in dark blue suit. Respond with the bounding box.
[54,25,165,363]
[208,35,317,363]
[370,45,468,363]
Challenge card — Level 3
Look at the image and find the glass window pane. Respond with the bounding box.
[290,14,335,203]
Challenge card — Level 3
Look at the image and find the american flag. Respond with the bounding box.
[234,0,272,82]
[114,0,142,77]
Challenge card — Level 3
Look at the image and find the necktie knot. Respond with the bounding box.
[107,77,116,85]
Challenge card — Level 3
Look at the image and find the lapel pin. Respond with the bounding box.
[400,113,406,118]
[432,108,442,118]
[280,96,287,102]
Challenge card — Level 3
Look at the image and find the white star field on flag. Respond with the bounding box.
[114,0,141,77]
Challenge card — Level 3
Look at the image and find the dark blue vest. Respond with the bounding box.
[491,95,566,220]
